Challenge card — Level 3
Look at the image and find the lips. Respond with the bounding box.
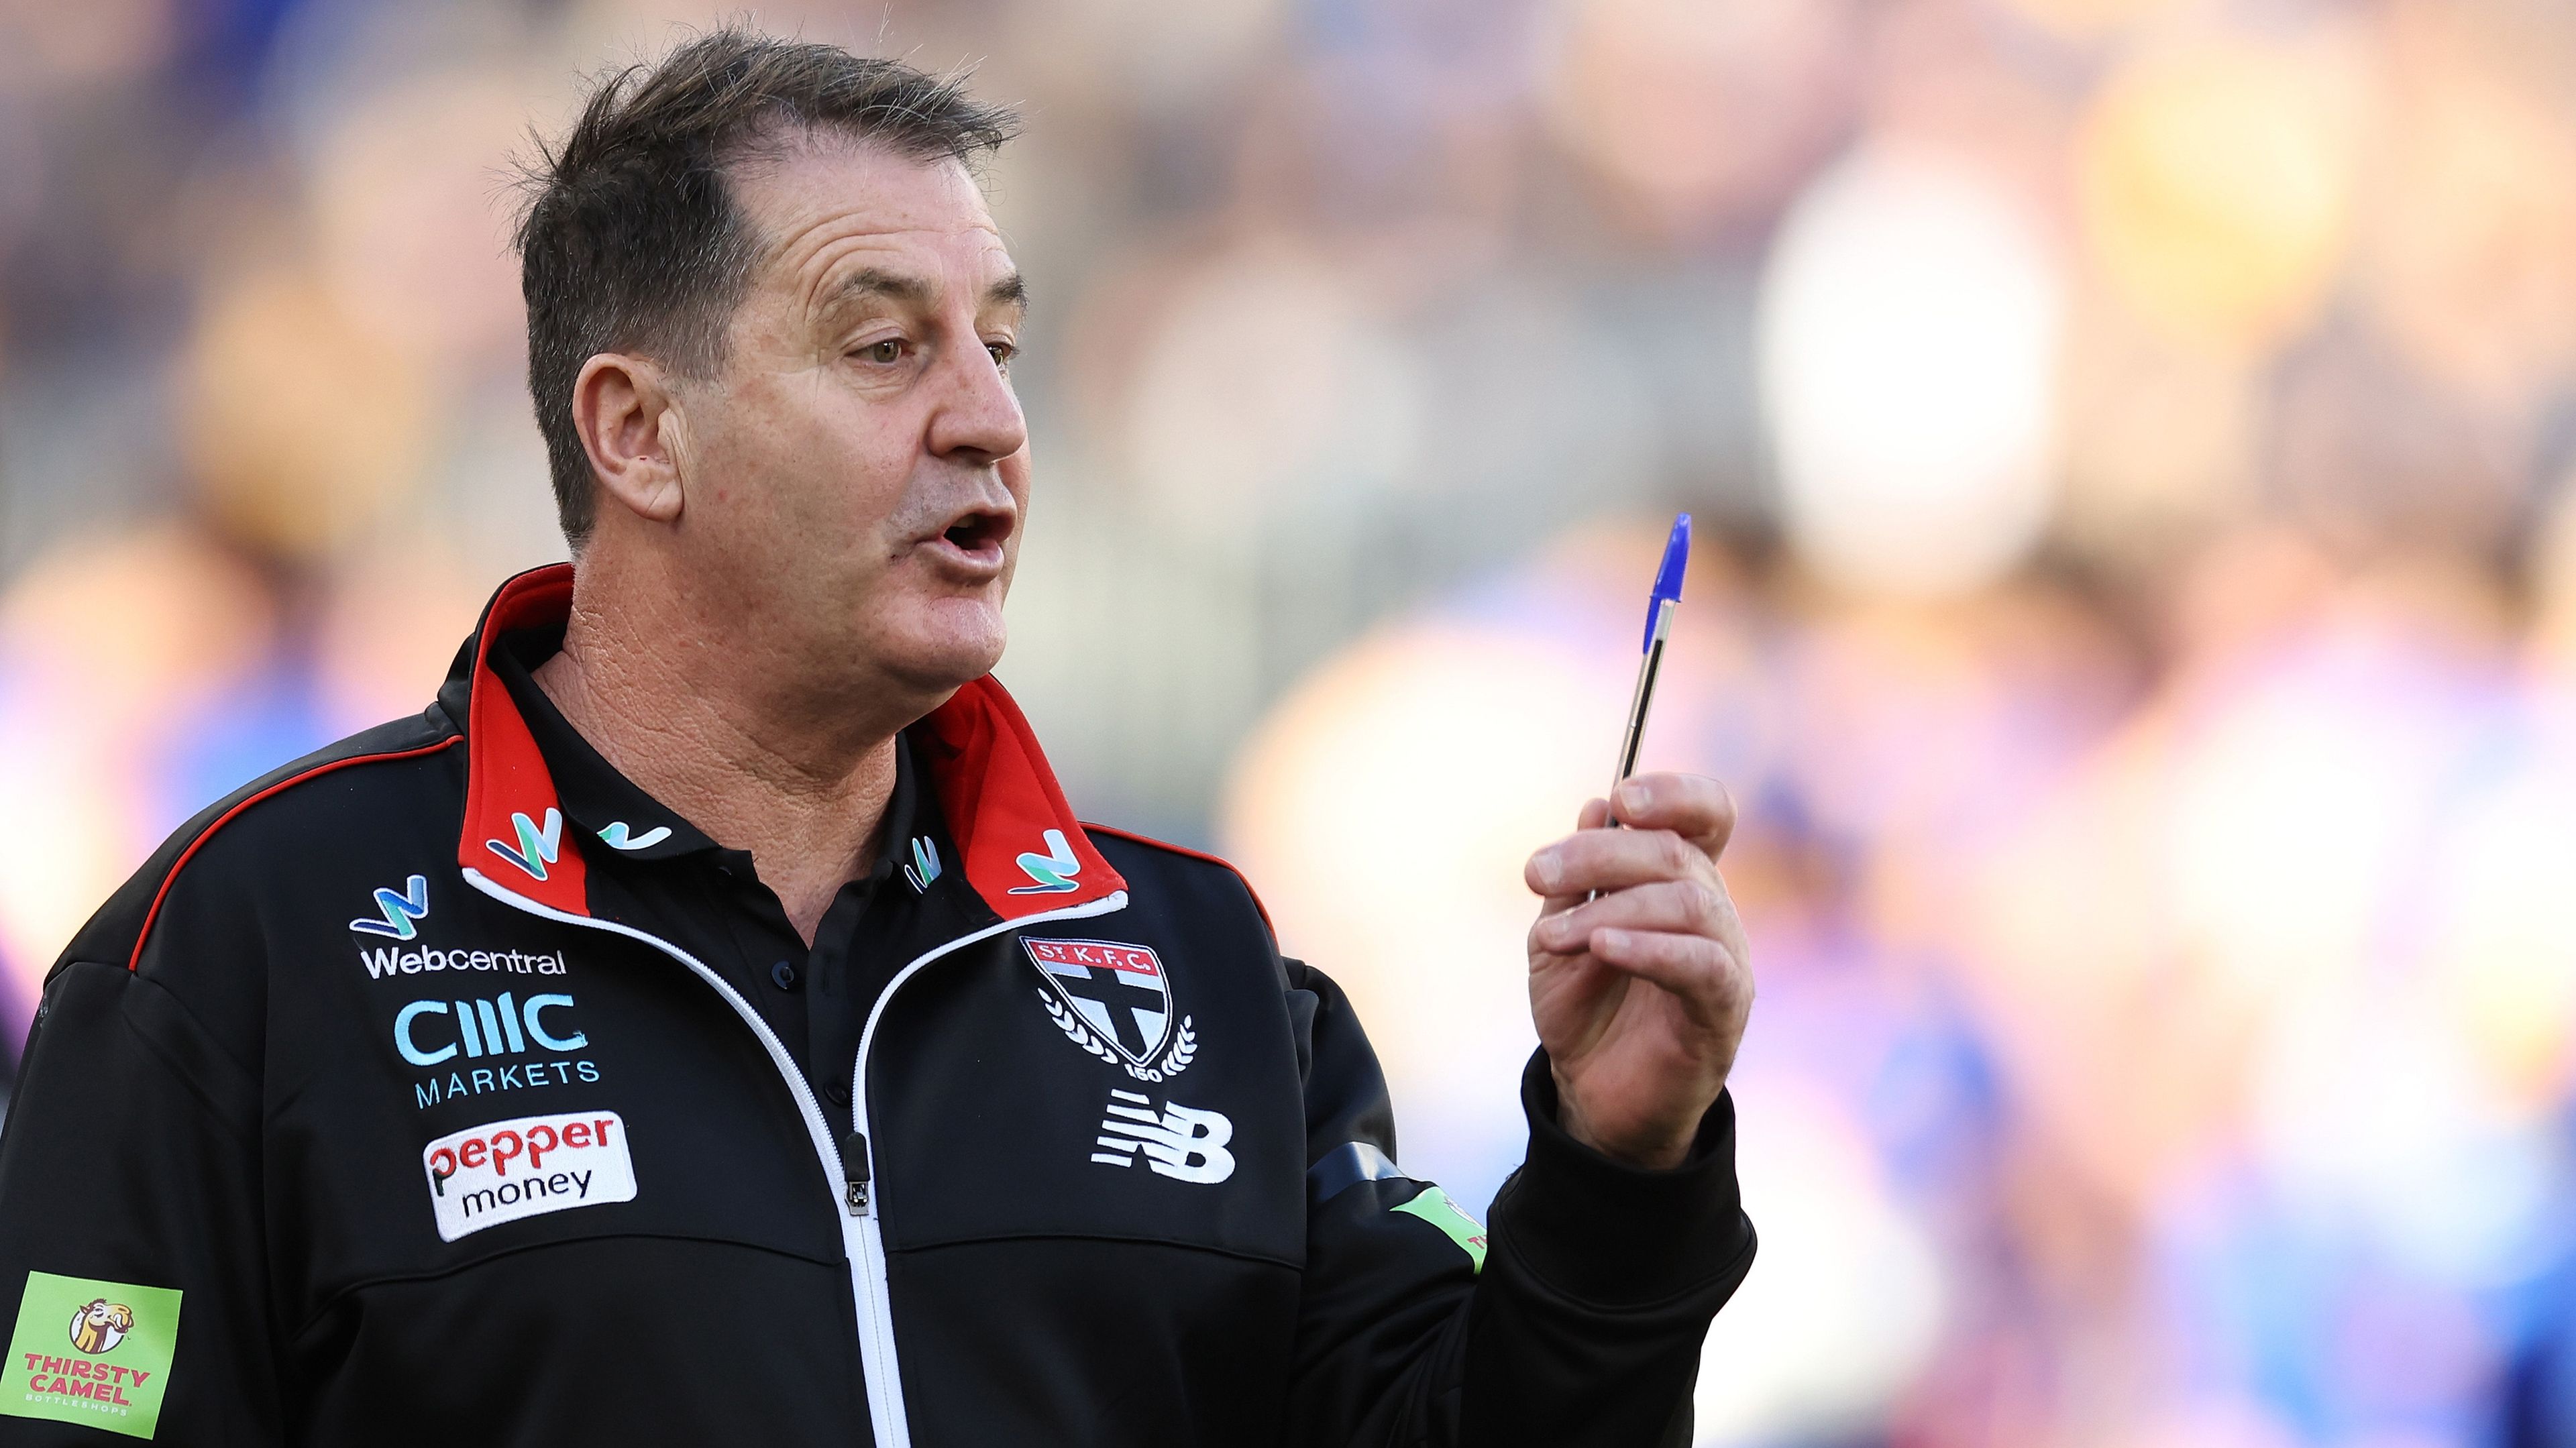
[921,504,1014,575]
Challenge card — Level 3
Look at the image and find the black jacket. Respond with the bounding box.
[0,564,1754,1446]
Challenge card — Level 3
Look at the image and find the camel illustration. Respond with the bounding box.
[68,1299,133,1355]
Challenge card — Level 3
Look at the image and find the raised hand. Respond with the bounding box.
[1523,773,1754,1170]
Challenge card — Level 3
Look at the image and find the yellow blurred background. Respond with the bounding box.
[3,0,2575,1442]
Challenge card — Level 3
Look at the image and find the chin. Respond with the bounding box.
[877,608,1007,690]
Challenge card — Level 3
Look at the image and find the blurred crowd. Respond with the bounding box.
[2,0,2575,1443]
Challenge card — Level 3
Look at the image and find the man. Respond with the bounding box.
[0,29,1755,1447]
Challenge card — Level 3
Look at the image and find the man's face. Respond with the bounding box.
[669,136,1028,699]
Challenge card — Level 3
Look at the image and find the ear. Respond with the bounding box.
[572,352,690,527]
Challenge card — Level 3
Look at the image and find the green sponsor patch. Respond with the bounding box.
[2,1272,182,1439]
[1395,1186,1489,1273]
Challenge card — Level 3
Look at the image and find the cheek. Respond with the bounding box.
[702,382,910,528]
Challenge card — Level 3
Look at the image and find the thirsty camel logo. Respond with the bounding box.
[66,1300,131,1356]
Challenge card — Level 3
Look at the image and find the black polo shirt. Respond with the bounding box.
[488,624,979,1111]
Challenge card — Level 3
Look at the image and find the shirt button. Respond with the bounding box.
[770,960,799,991]
[825,1080,850,1106]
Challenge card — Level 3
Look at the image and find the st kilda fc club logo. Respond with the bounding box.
[1023,938,1196,1082]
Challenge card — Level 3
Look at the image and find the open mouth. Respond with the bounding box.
[928,506,1014,569]
[943,512,1009,552]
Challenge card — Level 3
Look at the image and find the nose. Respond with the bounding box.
[926,338,1028,466]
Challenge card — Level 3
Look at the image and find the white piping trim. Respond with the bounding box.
[844,888,1130,1448]
[462,865,1127,1448]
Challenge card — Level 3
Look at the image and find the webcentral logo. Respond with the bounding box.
[358,945,568,981]
[1010,828,1083,895]
[395,993,585,1066]
[486,809,562,881]
[351,875,430,940]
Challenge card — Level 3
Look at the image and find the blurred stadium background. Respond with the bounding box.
[3,0,2576,1442]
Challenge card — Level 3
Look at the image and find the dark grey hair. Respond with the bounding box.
[512,26,1019,546]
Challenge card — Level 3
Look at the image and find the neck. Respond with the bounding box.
[532,556,912,946]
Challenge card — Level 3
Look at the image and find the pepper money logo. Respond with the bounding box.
[421,1109,637,1242]
[351,874,430,940]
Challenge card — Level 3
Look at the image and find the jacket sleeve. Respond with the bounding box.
[1281,959,1755,1448]
[0,959,281,1444]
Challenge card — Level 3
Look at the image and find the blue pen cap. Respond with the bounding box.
[1641,513,1691,653]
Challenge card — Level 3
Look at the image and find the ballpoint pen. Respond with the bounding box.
[1611,512,1690,798]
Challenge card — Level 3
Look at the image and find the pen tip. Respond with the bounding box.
[1652,514,1690,602]
[1641,513,1691,652]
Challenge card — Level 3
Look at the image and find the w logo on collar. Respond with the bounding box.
[352,874,430,940]
[598,821,672,851]
[487,809,563,882]
[1010,828,1083,895]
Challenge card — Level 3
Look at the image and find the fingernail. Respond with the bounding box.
[1619,780,1653,816]
[1597,927,1629,951]
[1533,850,1562,890]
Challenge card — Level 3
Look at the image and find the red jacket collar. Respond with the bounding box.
[455,563,1124,922]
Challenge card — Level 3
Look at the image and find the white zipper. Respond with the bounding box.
[837,887,1130,1445]
[463,866,1126,1448]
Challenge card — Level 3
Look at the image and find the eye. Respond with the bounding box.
[985,340,1017,374]
[858,338,905,365]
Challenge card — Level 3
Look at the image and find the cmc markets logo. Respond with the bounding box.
[394,992,600,1111]
[66,1301,130,1356]
[395,993,585,1066]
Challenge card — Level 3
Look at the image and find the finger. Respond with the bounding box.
[1529,877,1730,956]
[1608,773,1736,858]
[1586,927,1746,1011]
[1530,797,1613,915]
[1525,824,1713,901]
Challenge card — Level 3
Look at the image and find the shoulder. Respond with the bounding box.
[1081,823,1277,944]
[60,708,464,976]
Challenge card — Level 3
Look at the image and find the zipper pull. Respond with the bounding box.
[843,1130,871,1216]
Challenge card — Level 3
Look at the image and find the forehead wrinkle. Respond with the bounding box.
[747,188,1016,331]
[791,226,1006,328]
[830,266,936,310]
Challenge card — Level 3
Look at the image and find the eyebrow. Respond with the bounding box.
[826,268,1029,315]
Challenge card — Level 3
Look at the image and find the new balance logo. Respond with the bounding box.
[1010,828,1082,894]
[487,809,562,881]
[1091,1089,1234,1184]
[352,875,431,940]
